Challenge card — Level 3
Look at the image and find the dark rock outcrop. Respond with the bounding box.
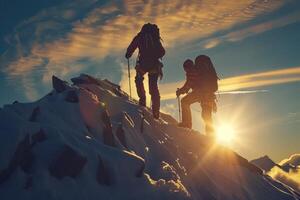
[103,79,122,97]
[48,145,87,179]
[102,110,115,147]
[71,74,100,85]
[116,124,127,148]
[250,155,279,172]
[52,76,69,93]
[135,161,145,178]
[0,134,34,184]
[127,152,145,178]
[96,155,112,186]
[29,107,40,122]
[32,129,47,145]
[65,90,79,103]
[281,163,297,172]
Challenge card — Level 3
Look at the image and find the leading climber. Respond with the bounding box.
[125,23,165,119]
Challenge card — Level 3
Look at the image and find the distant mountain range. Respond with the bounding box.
[251,155,299,172]
[250,155,281,172]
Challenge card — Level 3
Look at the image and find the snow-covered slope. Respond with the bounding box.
[0,74,299,200]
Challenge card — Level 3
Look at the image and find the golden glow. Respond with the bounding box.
[159,66,300,100]
[216,123,236,145]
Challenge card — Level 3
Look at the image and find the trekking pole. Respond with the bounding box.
[127,58,132,99]
[177,91,181,122]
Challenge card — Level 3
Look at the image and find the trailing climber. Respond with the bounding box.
[176,55,218,137]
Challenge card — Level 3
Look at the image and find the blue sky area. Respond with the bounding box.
[0,0,299,162]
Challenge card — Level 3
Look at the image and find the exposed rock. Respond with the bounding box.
[136,162,145,178]
[0,134,34,185]
[102,110,115,147]
[29,107,40,122]
[126,152,145,178]
[96,155,112,186]
[71,74,100,85]
[116,124,127,148]
[48,145,87,179]
[140,111,145,133]
[123,112,135,127]
[101,109,111,127]
[103,79,122,97]
[281,163,297,172]
[103,126,115,147]
[52,75,69,93]
[65,90,79,103]
[250,155,279,172]
[14,135,34,173]
[32,129,47,144]
[13,100,19,104]
[71,76,87,85]
[103,79,121,91]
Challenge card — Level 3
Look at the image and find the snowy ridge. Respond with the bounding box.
[0,74,299,200]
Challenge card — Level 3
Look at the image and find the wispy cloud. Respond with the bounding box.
[268,154,300,193]
[201,10,300,49]
[268,166,300,193]
[159,66,300,100]
[279,154,300,166]
[161,103,178,119]
[0,0,286,100]
[218,90,269,95]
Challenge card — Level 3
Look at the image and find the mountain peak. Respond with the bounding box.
[250,155,278,172]
[0,74,299,200]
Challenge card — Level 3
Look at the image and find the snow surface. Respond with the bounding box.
[0,74,299,200]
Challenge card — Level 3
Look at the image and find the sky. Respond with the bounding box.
[0,0,299,162]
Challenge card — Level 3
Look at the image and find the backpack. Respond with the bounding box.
[195,55,219,93]
[139,23,165,63]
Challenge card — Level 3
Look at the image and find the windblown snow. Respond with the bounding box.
[0,74,299,200]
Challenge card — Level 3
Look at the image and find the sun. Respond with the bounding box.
[215,123,236,145]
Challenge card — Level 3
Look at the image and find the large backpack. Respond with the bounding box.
[195,55,219,93]
[137,23,165,71]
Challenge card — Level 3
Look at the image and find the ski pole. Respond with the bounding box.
[127,58,132,98]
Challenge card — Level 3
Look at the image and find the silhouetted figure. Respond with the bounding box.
[176,55,218,136]
[125,23,165,119]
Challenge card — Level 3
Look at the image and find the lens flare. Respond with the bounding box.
[216,123,235,145]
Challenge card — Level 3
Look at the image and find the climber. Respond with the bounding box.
[125,23,165,119]
[176,55,218,137]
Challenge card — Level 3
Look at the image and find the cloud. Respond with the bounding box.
[268,154,300,193]
[218,90,268,95]
[0,0,286,101]
[201,10,300,49]
[161,103,178,119]
[159,66,300,100]
[268,166,300,193]
[279,154,300,166]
